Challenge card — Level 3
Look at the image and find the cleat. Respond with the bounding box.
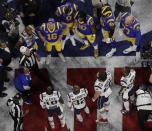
[123,45,137,54]
[106,48,116,57]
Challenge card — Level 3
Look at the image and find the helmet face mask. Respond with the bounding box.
[97,71,107,81]
[46,86,53,95]
[73,85,80,95]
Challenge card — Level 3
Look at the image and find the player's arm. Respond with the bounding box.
[92,90,101,102]
[67,94,72,107]
[84,88,89,100]
[58,22,67,41]
[134,24,141,48]
[39,94,46,109]
[89,18,96,35]
[36,25,47,44]
[118,20,124,36]
[31,48,40,61]
[37,31,47,44]
[59,96,64,104]
[22,78,31,91]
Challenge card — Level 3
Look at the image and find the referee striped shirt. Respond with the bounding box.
[9,104,23,118]
[19,49,37,68]
[116,0,132,7]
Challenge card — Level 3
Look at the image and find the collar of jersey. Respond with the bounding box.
[47,23,55,33]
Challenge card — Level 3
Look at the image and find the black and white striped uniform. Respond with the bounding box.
[8,103,23,131]
[136,89,152,130]
[19,49,39,74]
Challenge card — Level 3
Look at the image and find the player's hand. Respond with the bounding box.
[92,98,95,102]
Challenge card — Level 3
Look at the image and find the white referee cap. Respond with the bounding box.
[20,46,27,53]
[7,98,14,106]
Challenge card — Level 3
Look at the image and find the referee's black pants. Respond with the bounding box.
[114,2,131,19]
[137,109,152,131]
[10,114,23,131]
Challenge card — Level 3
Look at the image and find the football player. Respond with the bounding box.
[56,2,79,49]
[37,18,66,64]
[119,13,141,55]
[76,11,99,58]
[40,86,66,129]
[119,68,136,114]
[92,71,112,123]
[100,4,117,57]
[67,85,90,123]
[16,25,39,50]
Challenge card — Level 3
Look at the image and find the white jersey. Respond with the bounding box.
[20,27,38,48]
[136,91,152,111]
[67,88,88,110]
[120,69,136,89]
[40,91,61,110]
[94,71,112,97]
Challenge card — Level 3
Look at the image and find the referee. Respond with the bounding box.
[19,46,39,73]
[136,88,152,131]
[7,94,23,131]
[19,46,45,81]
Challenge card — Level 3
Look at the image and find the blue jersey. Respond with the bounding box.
[101,14,115,32]
[37,22,66,43]
[77,15,95,35]
[56,2,78,23]
[15,73,32,93]
[120,15,141,46]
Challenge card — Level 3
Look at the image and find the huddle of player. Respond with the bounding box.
[17,0,141,64]
[39,68,139,128]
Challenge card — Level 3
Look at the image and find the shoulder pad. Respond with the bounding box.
[40,23,46,31]
[87,16,94,25]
